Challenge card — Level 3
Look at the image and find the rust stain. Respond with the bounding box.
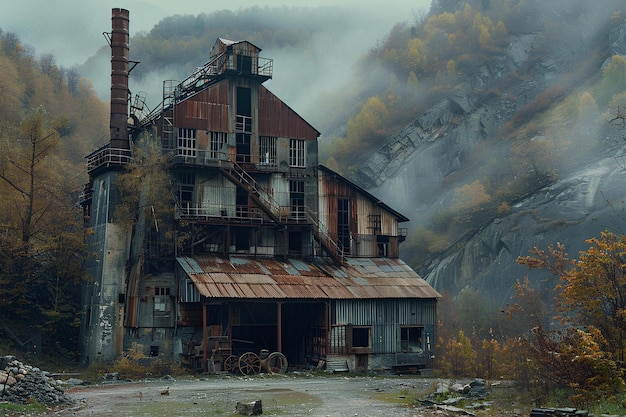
[179,256,441,300]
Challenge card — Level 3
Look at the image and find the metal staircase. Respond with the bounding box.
[219,159,345,264]
[219,159,284,224]
[305,206,345,265]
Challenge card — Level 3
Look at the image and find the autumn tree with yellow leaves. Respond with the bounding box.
[515,232,626,403]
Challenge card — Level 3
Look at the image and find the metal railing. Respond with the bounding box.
[305,206,344,263]
[86,146,133,173]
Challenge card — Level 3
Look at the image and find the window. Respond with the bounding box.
[155,287,170,296]
[177,128,196,157]
[154,287,170,312]
[400,327,423,353]
[337,198,350,255]
[352,326,371,348]
[289,139,305,167]
[290,180,305,220]
[236,133,251,163]
[237,55,253,74]
[259,136,277,166]
[177,172,195,204]
[209,131,227,159]
[289,231,302,253]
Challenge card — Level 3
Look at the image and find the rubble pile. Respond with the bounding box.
[418,379,491,416]
[0,355,72,405]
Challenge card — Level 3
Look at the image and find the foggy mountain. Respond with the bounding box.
[349,0,626,307]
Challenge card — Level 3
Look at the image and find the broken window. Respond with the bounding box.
[400,326,423,353]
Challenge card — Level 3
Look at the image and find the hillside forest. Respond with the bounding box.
[2,0,626,406]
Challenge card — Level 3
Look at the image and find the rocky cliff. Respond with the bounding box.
[356,15,626,305]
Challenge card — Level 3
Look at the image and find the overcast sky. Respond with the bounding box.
[1,0,430,67]
[1,0,431,121]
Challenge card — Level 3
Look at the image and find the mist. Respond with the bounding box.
[2,0,430,128]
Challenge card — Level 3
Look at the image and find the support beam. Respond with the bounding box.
[277,302,282,352]
[202,301,207,371]
[325,302,330,358]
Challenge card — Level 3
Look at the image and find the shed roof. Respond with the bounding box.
[177,256,441,300]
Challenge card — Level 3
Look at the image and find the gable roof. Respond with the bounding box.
[177,256,440,300]
[318,165,410,222]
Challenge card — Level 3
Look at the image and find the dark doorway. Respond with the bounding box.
[237,55,253,74]
[281,302,326,367]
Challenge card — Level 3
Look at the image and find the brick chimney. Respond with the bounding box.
[110,8,130,149]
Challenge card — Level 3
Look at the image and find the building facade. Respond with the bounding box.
[79,9,440,372]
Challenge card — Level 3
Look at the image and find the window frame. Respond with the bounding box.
[154,287,171,313]
[289,139,306,168]
[400,326,424,353]
[177,128,196,158]
[259,136,277,166]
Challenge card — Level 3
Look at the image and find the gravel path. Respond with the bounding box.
[49,374,439,417]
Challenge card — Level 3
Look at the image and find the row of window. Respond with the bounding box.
[177,128,306,168]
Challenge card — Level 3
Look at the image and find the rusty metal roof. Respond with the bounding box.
[177,256,441,300]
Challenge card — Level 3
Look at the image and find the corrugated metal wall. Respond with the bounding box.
[258,87,319,140]
[334,299,437,353]
[176,82,230,131]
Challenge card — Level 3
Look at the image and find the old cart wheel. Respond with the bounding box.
[223,355,239,373]
[239,352,261,375]
[265,352,288,374]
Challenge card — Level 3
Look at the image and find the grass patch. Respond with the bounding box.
[0,401,48,415]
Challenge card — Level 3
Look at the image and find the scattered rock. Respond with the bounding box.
[0,355,72,405]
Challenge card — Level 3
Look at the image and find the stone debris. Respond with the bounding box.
[418,378,490,414]
[236,399,263,416]
[0,355,72,405]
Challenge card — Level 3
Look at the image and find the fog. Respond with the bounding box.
[1,0,430,120]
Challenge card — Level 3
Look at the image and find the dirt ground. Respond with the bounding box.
[45,373,444,417]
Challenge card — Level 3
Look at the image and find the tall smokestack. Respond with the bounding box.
[110,8,129,149]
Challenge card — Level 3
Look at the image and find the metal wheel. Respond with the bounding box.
[265,352,288,374]
[239,352,261,375]
[223,355,239,373]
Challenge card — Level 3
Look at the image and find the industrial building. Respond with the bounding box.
[78,8,440,373]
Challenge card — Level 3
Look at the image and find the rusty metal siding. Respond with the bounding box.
[334,300,398,354]
[258,87,319,140]
[175,82,230,131]
[177,256,441,301]
[334,299,437,353]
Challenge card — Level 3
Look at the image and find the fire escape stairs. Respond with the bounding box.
[219,161,283,224]
[305,207,345,265]
[219,162,346,265]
